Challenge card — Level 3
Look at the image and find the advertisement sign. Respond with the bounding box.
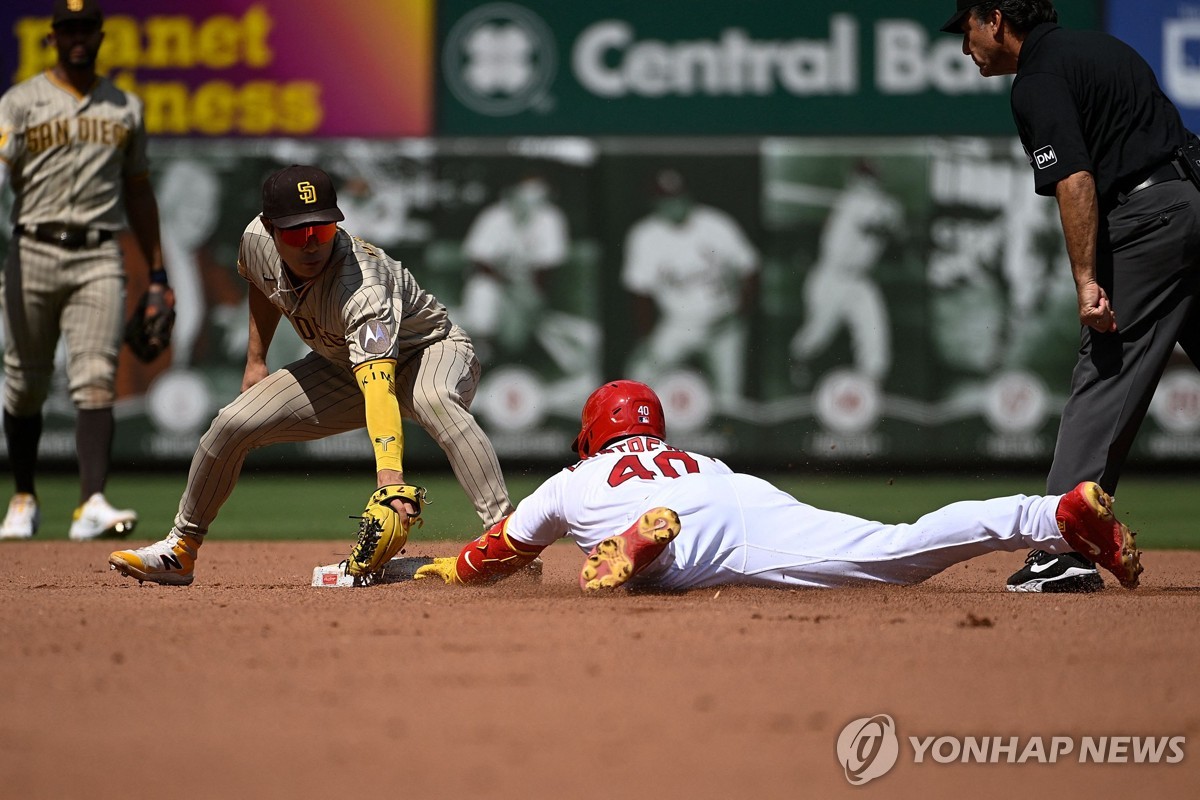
[1107,1,1200,134]
[0,0,433,136]
[437,0,1099,136]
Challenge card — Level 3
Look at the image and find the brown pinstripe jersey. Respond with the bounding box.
[236,216,451,368]
[0,71,149,230]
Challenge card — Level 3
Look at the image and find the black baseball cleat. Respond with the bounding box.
[1006,550,1105,593]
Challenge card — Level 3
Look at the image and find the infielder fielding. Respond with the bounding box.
[0,0,175,541]
[108,164,514,585]
[414,380,1141,592]
[942,0,1200,592]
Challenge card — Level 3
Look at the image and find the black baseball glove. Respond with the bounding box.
[124,284,176,363]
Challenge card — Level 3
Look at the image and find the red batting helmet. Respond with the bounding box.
[572,380,666,459]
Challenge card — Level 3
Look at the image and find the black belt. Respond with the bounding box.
[15,223,114,250]
[1123,161,1186,198]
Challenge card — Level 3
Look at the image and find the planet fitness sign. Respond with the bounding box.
[0,0,433,137]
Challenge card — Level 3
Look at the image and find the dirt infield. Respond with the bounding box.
[1,541,1197,799]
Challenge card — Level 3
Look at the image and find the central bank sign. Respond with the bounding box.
[438,0,1098,135]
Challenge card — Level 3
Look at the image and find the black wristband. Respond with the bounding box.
[149,269,169,285]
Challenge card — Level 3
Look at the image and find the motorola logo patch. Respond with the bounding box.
[358,319,392,354]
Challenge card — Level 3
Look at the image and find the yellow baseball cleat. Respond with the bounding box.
[580,507,681,592]
[109,532,201,586]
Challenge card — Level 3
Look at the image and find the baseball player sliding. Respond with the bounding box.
[108,164,514,585]
[0,0,175,541]
[414,380,1142,593]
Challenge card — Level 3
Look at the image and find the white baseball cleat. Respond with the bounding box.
[68,493,138,541]
[0,493,40,540]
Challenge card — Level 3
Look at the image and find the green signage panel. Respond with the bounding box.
[7,134,1200,473]
[437,0,1100,135]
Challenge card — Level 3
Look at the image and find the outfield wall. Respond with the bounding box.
[2,135,1198,471]
[2,1,1198,472]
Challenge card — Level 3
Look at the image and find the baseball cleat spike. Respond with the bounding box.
[580,507,681,592]
[108,532,199,586]
[1055,482,1143,589]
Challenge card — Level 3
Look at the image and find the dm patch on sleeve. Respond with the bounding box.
[1032,145,1058,169]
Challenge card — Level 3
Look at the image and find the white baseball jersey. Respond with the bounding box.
[462,201,568,277]
[505,435,1070,590]
[814,177,902,275]
[236,216,449,369]
[0,71,149,230]
[621,206,758,323]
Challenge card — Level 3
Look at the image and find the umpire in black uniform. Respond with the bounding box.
[942,1,1200,591]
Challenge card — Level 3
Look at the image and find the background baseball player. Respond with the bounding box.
[621,170,759,412]
[790,160,903,385]
[458,174,569,361]
[414,380,1141,592]
[108,164,514,585]
[0,0,174,541]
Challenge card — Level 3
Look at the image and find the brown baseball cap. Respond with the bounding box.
[53,0,103,27]
[939,0,978,33]
[261,165,345,228]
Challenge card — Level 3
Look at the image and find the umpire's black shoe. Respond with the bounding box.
[1006,550,1105,593]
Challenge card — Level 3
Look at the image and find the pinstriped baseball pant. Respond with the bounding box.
[173,325,514,537]
[2,236,125,413]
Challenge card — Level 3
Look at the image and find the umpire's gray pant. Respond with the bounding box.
[1047,178,1200,494]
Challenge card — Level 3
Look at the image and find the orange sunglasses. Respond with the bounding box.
[276,222,338,247]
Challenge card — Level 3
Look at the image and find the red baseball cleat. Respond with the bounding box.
[580,507,681,592]
[1055,482,1143,589]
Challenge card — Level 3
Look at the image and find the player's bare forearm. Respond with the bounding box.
[123,175,165,276]
[375,471,419,516]
[243,285,281,390]
[1055,171,1099,285]
[376,468,405,488]
[241,361,269,392]
[1055,171,1115,332]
